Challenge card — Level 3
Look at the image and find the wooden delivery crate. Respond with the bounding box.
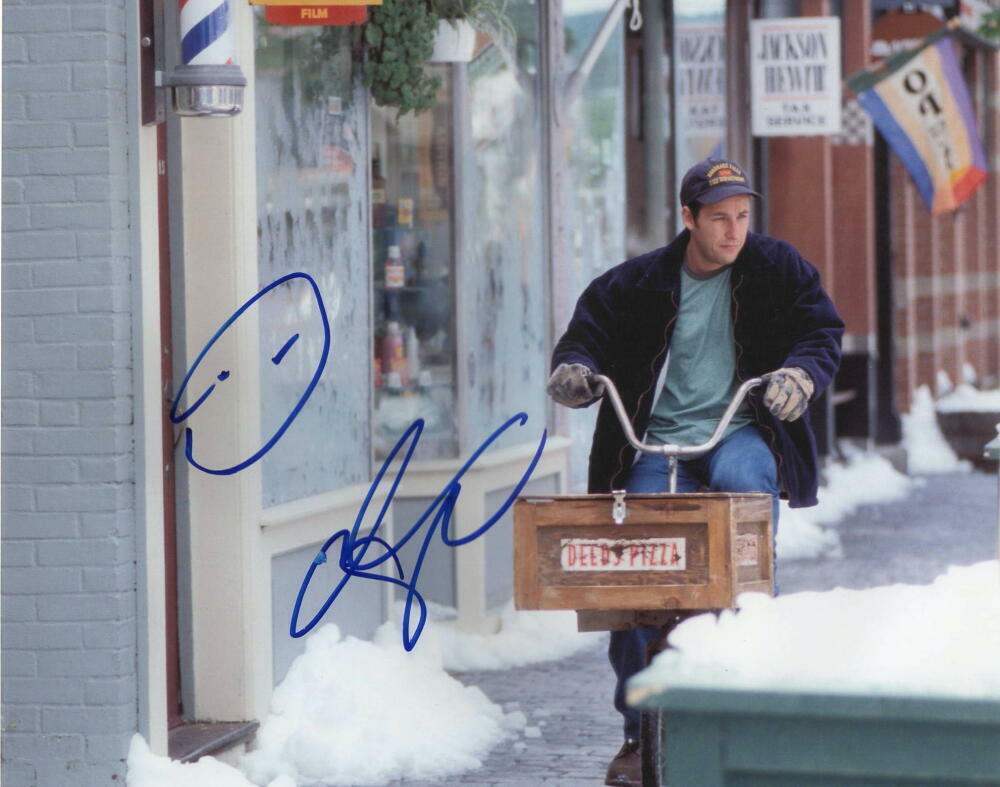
[514,492,773,630]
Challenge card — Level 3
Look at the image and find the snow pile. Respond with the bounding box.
[380,600,605,672]
[903,386,971,473]
[811,448,913,523]
[936,383,1000,414]
[777,451,914,561]
[642,561,1000,699]
[127,736,277,787]
[240,624,522,786]
[128,602,597,787]
[776,503,843,561]
[936,369,954,397]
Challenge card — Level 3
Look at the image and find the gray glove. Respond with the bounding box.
[546,363,604,408]
[763,367,814,421]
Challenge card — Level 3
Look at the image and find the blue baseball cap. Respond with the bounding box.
[680,158,761,206]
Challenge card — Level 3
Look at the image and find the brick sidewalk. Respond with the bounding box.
[391,638,618,787]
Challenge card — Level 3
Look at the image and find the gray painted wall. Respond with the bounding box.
[1,1,138,784]
[391,495,457,609]
[272,541,387,685]
[484,473,559,611]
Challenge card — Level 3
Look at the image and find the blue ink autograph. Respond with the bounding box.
[170,272,330,475]
[173,271,545,651]
[290,413,547,650]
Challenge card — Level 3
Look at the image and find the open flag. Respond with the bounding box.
[847,24,987,214]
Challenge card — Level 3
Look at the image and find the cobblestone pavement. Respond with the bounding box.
[778,469,997,593]
[389,637,618,787]
[392,469,997,786]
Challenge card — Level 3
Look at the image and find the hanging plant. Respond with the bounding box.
[360,0,441,116]
[430,0,516,47]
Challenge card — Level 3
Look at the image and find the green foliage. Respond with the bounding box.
[979,9,1000,42]
[360,0,441,116]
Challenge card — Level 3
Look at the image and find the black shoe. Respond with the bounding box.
[605,738,641,787]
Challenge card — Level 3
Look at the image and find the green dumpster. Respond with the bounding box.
[628,539,1000,786]
[629,682,1000,786]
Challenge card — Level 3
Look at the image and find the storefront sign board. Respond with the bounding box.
[750,16,841,136]
[673,19,726,171]
[264,5,367,25]
[250,0,380,6]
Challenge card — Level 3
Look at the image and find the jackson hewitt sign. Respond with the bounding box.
[750,16,842,136]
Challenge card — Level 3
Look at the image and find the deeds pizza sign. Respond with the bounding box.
[560,538,686,572]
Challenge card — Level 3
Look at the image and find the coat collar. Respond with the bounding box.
[636,230,773,292]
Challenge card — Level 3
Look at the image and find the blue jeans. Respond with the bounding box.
[608,424,779,740]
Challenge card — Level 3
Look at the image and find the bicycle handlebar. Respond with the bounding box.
[591,373,766,460]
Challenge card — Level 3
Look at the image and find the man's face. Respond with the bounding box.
[681,194,751,275]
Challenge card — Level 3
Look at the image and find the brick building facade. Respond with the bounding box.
[888,53,1000,414]
[2,1,139,784]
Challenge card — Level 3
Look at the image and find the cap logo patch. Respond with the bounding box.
[706,162,746,187]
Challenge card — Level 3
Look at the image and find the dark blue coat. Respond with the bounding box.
[552,229,844,508]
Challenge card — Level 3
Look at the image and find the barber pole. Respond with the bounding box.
[166,0,246,116]
[180,0,236,66]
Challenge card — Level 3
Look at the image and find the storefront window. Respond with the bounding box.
[461,1,547,452]
[370,71,457,460]
[563,0,627,285]
[563,0,627,489]
[255,20,371,506]
[672,0,726,230]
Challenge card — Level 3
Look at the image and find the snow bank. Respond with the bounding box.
[775,503,842,561]
[777,451,913,562]
[127,736,277,787]
[936,383,1000,414]
[902,386,971,473]
[128,602,599,787]
[241,624,522,786]
[643,561,1000,699]
[379,600,605,672]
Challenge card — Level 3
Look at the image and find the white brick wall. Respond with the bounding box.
[2,1,138,784]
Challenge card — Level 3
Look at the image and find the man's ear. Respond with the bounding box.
[680,205,695,231]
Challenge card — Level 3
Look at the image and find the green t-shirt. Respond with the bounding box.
[646,264,753,448]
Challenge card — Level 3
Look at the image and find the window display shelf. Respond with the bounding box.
[370,68,456,462]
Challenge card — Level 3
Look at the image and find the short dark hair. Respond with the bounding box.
[686,200,703,221]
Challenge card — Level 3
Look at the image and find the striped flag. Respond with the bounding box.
[847,25,987,214]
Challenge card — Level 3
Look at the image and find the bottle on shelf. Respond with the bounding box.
[371,144,387,228]
[398,197,414,228]
[384,244,405,289]
[381,320,409,387]
[405,326,421,381]
[413,241,427,285]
